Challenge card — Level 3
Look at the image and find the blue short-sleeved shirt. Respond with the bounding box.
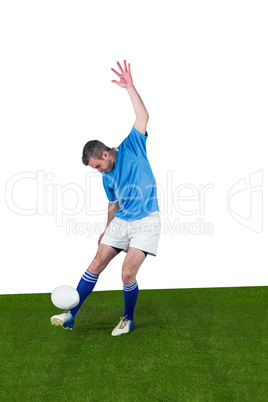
[102,125,159,221]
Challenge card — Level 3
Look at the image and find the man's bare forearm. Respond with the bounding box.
[126,86,149,121]
[106,201,119,229]
[111,61,149,134]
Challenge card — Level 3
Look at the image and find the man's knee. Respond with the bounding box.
[122,269,135,285]
[87,245,117,275]
[88,256,102,275]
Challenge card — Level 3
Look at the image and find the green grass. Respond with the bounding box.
[0,287,267,401]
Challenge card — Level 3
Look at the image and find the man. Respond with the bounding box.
[51,60,161,336]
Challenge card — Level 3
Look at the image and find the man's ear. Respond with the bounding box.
[102,151,109,159]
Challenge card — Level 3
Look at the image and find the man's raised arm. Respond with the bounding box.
[111,60,149,135]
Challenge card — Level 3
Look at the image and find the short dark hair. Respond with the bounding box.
[82,140,111,166]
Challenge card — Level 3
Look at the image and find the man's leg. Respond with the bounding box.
[70,244,119,316]
[51,244,118,329]
[122,247,147,285]
[111,247,147,336]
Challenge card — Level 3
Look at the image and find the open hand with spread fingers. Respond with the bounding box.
[111,60,133,88]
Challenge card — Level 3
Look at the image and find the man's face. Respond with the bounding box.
[88,152,114,173]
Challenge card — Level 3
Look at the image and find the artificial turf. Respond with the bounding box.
[0,287,267,401]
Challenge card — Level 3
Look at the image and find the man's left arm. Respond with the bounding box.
[111,60,149,135]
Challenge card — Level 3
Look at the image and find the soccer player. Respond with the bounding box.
[51,60,161,336]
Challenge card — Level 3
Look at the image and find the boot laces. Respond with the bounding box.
[119,315,129,329]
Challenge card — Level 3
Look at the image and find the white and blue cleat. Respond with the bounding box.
[51,310,74,330]
[111,315,135,336]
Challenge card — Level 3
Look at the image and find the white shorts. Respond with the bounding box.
[100,211,161,257]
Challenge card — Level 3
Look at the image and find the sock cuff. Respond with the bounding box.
[82,271,99,284]
[123,280,138,292]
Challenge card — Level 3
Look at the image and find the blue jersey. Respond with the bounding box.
[102,125,159,221]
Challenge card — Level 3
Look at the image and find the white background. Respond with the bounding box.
[0,0,267,294]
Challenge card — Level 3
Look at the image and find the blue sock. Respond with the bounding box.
[123,280,139,321]
[70,271,99,319]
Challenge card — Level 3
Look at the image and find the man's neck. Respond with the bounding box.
[111,148,117,163]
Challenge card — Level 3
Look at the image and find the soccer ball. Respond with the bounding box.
[51,285,80,310]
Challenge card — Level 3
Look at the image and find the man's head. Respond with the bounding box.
[82,140,116,173]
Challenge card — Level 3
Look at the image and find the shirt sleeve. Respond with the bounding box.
[124,125,148,158]
[102,174,117,203]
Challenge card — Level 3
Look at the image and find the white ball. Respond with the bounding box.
[51,285,80,310]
